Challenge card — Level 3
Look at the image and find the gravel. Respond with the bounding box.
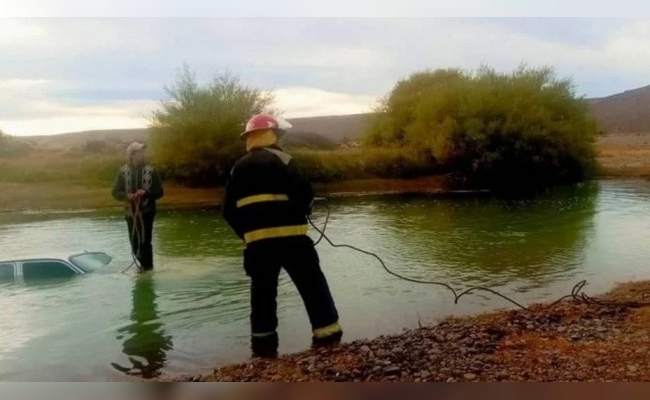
[160,281,650,382]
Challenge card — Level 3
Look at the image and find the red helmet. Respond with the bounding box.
[240,114,292,138]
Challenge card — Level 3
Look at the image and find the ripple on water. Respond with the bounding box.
[1,180,650,380]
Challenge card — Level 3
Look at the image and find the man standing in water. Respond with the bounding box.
[222,113,343,358]
[112,142,164,272]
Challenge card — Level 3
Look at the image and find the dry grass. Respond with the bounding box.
[0,133,648,213]
[596,133,650,177]
[0,151,121,186]
[0,178,451,213]
[0,182,223,213]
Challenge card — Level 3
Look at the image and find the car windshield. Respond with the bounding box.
[69,252,112,272]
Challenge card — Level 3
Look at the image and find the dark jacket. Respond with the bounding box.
[222,145,314,245]
[112,163,164,216]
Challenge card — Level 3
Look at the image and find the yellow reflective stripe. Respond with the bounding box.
[252,331,276,338]
[244,225,308,244]
[313,322,342,339]
[236,194,289,208]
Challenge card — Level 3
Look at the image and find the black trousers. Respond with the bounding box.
[126,212,155,271]
[243,235,342,357]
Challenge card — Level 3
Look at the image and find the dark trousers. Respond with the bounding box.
[243,235,342,357]
[126,212,155,271]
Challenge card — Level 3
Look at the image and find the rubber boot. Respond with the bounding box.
[251,332,279,359]
[312,330,343,349]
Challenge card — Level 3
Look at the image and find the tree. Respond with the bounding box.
[365,64,599,190]
[149,65,275,187]
[364,68,466,147]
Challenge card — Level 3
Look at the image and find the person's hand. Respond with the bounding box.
[127,193,136,201]
[136,189,146,198]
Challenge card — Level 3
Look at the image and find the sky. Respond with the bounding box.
[1,5,650,136]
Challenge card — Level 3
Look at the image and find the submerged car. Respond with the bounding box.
[0,251,114,282]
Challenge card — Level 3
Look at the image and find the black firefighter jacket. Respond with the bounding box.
[222,145,314,245]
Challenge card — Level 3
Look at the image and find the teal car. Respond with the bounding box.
[0,251,113,282]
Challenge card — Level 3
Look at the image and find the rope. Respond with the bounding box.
[307,199,650,311]
[121,196,145,274]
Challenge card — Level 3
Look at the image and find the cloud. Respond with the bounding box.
[1,115,147,136]
[0,86,373,135]
[274,87,377,118]
[1,17,650,135]
[0,104,154,136]
[2,0,649,17]
[0,18,46,44]
[0,78,156,134]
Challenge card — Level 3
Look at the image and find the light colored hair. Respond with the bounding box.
[246,129,278,152]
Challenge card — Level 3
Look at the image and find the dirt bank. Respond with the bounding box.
[0,176,452,214]
[1,133,649,213]
[597,133,650,178]
[162,280,650,382]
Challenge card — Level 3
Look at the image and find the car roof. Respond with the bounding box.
[0,250,108,264]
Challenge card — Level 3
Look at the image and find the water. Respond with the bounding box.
[1,179,650,381]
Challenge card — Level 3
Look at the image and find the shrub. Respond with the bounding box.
[365,64,599,189]
[148,64,275,187]
[291,148,441,182]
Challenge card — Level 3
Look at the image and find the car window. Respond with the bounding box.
[22,261,76,280]
[0,263,14,279]
[69,252,112,272]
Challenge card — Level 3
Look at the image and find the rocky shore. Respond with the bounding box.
[164,280,650,382]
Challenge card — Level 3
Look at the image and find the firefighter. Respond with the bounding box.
[222,113,343,358]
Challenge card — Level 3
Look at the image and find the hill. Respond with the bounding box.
[21,113,375,152]
[21,124,342,153]
[22,128,149,151]
[287,113,374,142]
[13,84,650,152]
[588,85,650,134]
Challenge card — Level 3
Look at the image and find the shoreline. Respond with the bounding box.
[0,175,463,215]
[1,132,649,214]
[158,279,650,382]
[0,174,648,216]
[1,134,649,382]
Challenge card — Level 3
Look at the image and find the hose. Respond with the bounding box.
[307,198,650,311]
[121,196,145,274]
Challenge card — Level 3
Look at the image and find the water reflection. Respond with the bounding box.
[320,182,598,287]
[111,274,173,378]
[1,180,650,381]
[154,208,243,259]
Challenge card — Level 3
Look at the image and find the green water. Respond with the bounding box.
[1,179,650,381]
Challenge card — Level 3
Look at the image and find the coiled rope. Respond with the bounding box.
[121,197,145,274]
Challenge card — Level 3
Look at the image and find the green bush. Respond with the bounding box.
[290,148,441,183]
[291,151,359,182]
[148,64,275,187]
[365,64,599,189]
[361,147,441,179]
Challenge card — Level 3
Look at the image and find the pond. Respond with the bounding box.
[0,179,649,381]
